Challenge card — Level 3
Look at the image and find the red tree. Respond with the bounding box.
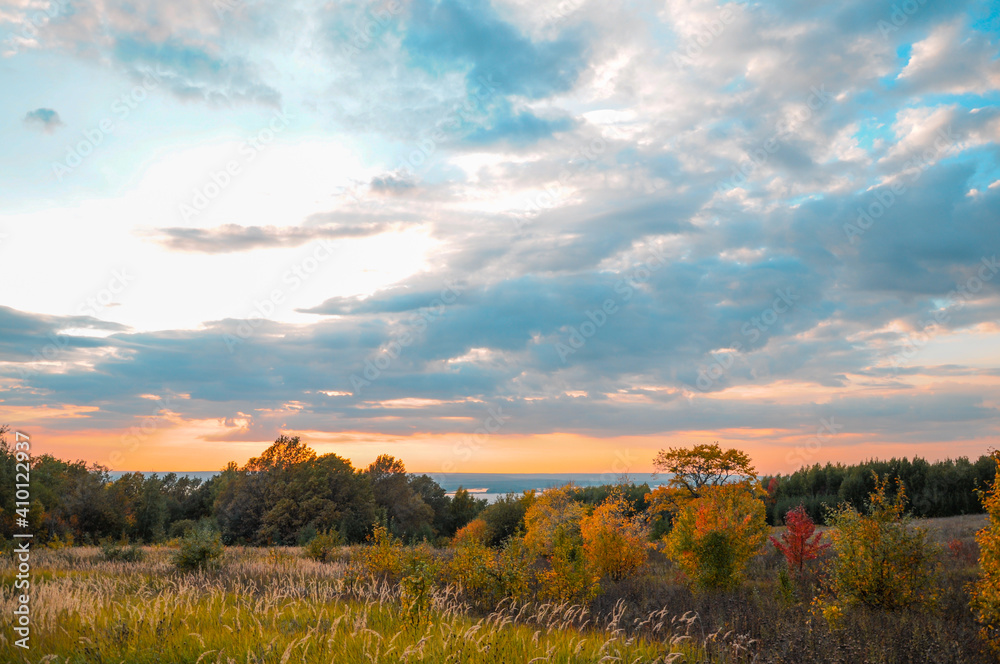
[770,505,829,573]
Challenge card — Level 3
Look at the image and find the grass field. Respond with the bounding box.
[0,514,992,664]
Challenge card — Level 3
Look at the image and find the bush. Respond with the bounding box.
[99,538,145,563]
[303,527,344,563]
[524,486,585,558]
[580,488,650,581]
[536,531,599,604]
[447,536,499,605]
[972,455,1000,651]
[172,528,224,572]
[827,475,941,611]
[451,518,489,547]
[353,523,405,581]
[664,483,769,591]
[770,504,829,575]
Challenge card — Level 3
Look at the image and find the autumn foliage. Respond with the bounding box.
[580,488,650,581]
[664,482,769,590]
[972,455,1000,652]
[770,504,829,574]
[826,475,941,611]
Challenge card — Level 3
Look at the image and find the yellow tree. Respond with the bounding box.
[580,488,650,581]
[523,485,586,557]
[972,454,1000,652]
[649,442,758,516]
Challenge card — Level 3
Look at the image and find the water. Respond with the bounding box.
[107,471,665,503]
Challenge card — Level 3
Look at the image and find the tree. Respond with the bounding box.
[827,474,941,611]
[365,455,433,540]
[580,487,650,581]
[246,435,316,471]
[653,442,757,498]
[650,443,757,516]
[770,504,829,574]
[480,491,533,546]
[971,454,1000,652]
[664,483,769,590]
[523,485,586,557]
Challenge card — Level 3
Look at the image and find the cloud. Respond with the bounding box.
[148,223,393,253]
[23,108,63,133]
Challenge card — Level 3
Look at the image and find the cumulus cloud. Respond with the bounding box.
[23,108,62,132]
[4,0,1000,461]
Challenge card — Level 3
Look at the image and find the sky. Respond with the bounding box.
[1,0,999,476]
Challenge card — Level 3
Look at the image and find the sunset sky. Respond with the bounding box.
[1,0,999,475]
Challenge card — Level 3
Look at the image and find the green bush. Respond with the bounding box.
[172,528,224,572]
[168,519,198,539]
[99,538,145,563]
[827,475,941,611]
[303,527,344,562]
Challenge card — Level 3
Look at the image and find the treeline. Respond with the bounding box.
[763,454,995,525]
[0,423,993,544]
[0,432,488,545]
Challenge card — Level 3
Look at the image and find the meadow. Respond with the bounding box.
[0,513,990,664]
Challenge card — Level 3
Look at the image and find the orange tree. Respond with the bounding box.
[580,487,650,581]
[972,454,1000,652]
[826,474,940,611]
[649,443,758,520]
[664,482,768,591]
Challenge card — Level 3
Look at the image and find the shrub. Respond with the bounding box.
[172,528,224,572]
[353,523,405,581]
[536,531,600,604]
[495,535,533,602]
[447,536,499,605]
[664,483,769,591]
[827,475,940,611]
[770,504,829,575]
[580,488,650,581]
[303,527,344,562]
[99,538,145,563]
[451,518,489,547]
[524,485,586,558]
[401,557,435,625]
[972,455,1000,652]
